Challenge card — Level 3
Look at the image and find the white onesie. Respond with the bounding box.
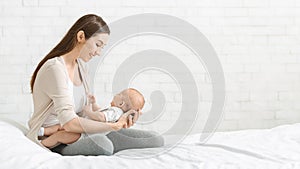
[100,106,124,122]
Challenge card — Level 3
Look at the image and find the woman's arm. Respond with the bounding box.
[62,117,117,133]
[62,109,137,133]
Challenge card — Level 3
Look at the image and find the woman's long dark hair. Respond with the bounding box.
[30,14,110,93]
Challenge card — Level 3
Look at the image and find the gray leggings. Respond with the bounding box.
[51,128,164,156]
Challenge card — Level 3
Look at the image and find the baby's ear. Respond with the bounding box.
[119,101,125,107]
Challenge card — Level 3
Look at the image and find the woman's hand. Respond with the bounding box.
[115,109,138,129]
[43,124,61,136]
[137,108,143,117]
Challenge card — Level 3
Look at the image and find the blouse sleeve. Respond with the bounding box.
[40,63,78,126]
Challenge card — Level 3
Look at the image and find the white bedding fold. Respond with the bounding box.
[0,120,300,169]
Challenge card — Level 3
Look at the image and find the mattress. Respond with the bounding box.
[0,119,299,169]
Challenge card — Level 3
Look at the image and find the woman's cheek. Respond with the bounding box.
[92,46,98,53]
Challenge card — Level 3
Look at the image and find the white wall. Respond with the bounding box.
[0,0,300,133]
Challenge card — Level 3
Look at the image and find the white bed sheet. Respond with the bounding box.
[0,120,300,169]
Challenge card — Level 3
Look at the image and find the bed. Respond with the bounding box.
[0,119,299,169]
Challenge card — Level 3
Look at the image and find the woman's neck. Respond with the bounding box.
[61,49,79,67]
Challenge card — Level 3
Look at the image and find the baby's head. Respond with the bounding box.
[110,88,145,112]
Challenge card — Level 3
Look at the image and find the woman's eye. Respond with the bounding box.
[96,43,104,49]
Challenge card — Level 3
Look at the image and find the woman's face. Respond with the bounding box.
[79,33,109,62]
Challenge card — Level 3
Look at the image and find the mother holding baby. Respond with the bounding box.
[26,14,164,155]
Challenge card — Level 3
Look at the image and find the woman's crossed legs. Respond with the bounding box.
[51,128,164,156]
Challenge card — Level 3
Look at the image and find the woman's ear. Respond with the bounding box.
[77,30,86,43]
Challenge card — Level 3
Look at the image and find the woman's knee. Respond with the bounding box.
[148,131,164,147]
[123,129,165,147]
[89,135,114,155]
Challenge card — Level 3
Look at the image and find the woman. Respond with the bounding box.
[26,14,164,156]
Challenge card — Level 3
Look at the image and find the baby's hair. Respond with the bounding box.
[128,88,145,110]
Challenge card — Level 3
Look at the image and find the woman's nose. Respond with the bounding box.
[95,49,101,56]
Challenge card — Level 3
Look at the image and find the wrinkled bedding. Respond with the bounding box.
[0,120,299,169]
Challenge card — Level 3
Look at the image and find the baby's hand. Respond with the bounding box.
[87,94,96,104]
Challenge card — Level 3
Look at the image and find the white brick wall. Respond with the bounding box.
[0,0,299,133]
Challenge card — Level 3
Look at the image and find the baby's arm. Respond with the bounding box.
[41,130,81,148]
[92,103,101,112]
[82,105,106,122]
[88,94,101,111]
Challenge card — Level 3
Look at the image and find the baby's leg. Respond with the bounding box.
[41,130,81,148]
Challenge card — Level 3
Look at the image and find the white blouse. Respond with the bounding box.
[73,84,87,114]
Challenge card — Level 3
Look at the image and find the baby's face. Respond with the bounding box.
[110,92,125,107]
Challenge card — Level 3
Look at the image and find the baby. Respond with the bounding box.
[39,88,145,148]
[84,88,145,123]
